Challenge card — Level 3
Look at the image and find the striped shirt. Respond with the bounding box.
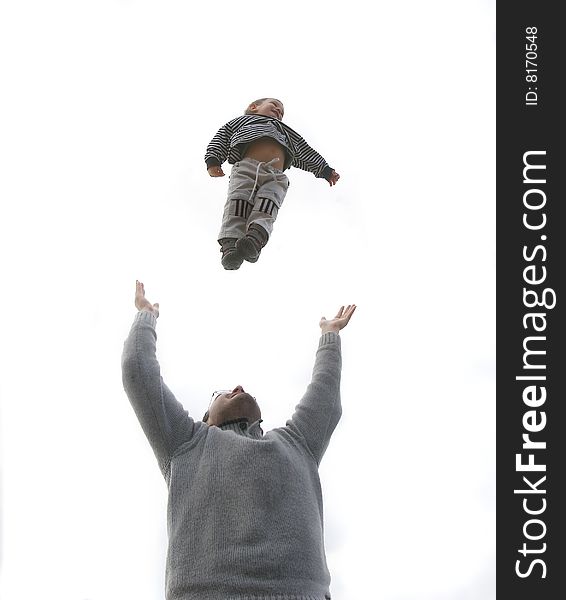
[205,115,334,180]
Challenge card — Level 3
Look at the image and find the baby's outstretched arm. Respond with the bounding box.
[205,119,235,176]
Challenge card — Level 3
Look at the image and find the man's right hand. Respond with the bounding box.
[135,280,160,317]
[207,165,225,177]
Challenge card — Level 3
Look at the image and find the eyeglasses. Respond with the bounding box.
[209,389,231,408]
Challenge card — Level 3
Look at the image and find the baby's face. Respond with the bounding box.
[253,99,284,121]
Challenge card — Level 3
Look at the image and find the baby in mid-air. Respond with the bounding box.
[205,98,340,270]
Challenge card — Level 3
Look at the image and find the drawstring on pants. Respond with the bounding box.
[247,157,280,204]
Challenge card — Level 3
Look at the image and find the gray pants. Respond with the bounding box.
[218,158,289,241]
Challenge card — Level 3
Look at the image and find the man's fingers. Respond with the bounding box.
[337,304,356,323]
[344,304,357,322]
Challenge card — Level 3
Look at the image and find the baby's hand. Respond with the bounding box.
[208,165,225,177]
[327,170,340,186]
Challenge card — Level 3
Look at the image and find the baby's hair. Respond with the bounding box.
[244,97,283,115]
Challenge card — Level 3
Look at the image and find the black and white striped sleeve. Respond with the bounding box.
[287,129,333,179]
[204,119,234,169]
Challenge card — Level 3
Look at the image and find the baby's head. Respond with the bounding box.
[245,98,284,121]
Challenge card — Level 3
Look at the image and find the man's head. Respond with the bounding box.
[245,98,284,121]
[203,385,262,426]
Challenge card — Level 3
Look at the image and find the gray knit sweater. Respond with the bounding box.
[121,310,343,600]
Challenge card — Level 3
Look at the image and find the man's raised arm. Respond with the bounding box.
[121,281,198,477]
[286,305,356,465]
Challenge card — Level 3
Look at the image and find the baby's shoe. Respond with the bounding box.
[236,224,268,263]
[219,238,244,270]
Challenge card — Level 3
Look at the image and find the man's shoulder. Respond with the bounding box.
[266,425,320,461]
[169,421,209,459]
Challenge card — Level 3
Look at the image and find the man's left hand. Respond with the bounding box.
[319,304,356,334]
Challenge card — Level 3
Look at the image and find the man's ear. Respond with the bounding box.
[248,103,258,113]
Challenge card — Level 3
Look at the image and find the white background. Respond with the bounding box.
[0,1,495,598]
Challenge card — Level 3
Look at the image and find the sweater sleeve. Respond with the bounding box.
[121,311,198,477]
[286,127,332,179]
[204,120,233,169]
[286,332,342,464]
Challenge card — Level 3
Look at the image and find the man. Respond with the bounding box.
[122,280,356,600]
